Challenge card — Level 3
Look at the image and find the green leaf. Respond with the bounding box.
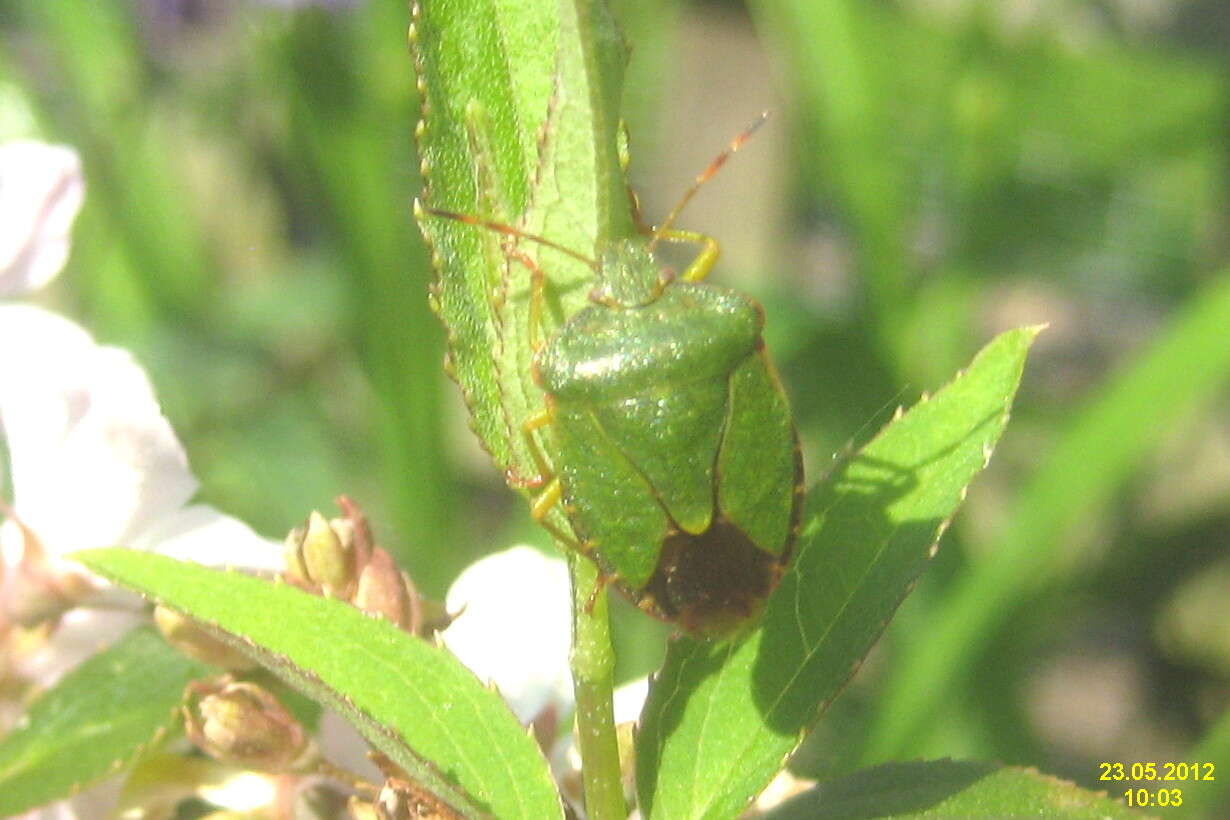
[0,626,209,816]
[411,0,549,473]
[763,760,1153,819]
[636,326,1040,820]
[866,273,1230,762]
[73,551,563,820]
[413,0,635,487]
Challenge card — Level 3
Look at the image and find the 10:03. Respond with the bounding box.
[1124,787,1182,808]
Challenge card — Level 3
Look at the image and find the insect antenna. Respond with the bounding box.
[647,110,769,253]
[420,204,599,270]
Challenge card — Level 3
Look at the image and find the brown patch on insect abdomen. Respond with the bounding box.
[636,515,785,637]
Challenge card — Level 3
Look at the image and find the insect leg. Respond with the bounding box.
[655,227,722,282]
[529,476,561,520]
[626,184,652,235]
[517,407,554,481]
[583,571,615,614]
[502,246,549,352]
[515,406,585,552]
[530,477,585,550]
[646,111,768,255]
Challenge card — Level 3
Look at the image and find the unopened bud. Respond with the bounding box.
[303,511,355,594]
[353,548,417,630]
[335,494,375,567]
[155,606,255,671]
[285,511,358,595]
[183,678,310,773]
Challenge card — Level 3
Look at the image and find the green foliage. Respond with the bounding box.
[4,0,1230,816]
[74,550,563,820]
[0,627,208,815]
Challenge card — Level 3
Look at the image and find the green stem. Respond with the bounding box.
[568,553,626,820]
[572,0,638,245]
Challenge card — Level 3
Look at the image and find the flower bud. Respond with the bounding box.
[183,678,310,773]
[353,547,417,631]
[334,494,374,567]
[284,510,357,596]
[154,606,255,671]
[303,511,355,595]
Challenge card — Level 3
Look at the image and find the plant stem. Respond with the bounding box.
[568,552,626,820]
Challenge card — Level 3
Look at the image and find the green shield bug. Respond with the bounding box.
[426,115,802,637]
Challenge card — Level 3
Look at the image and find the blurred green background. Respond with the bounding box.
[2,0,1228,814]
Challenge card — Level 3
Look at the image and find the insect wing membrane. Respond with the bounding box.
[717,352,801,559]
[549,401,670,589]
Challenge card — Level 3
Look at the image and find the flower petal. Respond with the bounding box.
[0,305,197,555]
[442,546,573,723]
[0,141,84,296]
[612,676,649,725]
[317,710,383,780]
[142,504,283,572]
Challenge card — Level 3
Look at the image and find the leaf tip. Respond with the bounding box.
[66,546,116,578]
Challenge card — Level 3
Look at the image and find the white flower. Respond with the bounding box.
[0,141,282,688]
[0,139,282,820]
[441,545,574,724]
[0,306,281,565]
[0,304,284,681]
[0,141,83,296]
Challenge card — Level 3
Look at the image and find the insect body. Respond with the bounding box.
[530,238,803,636]
[425,116,802,636]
